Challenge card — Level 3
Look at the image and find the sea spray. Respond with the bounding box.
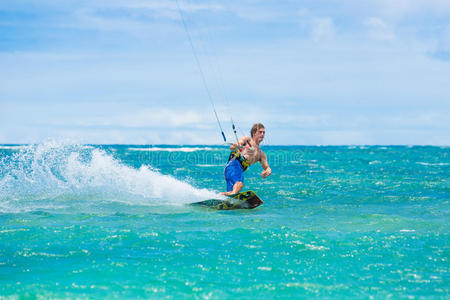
[0,141,219,213]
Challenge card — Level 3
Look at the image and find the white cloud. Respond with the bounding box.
[316,130,372,145]
[311,18,335,42]
[101,0,223,14]
[430,23,450,60]
[111,108,207,128]
[379,111,450,129]
[39,107,215,130]
[275,113,332,129]
[296,9,336,42]
[371,0,450,19]
[364,17,395,41]
[70,8,150,32]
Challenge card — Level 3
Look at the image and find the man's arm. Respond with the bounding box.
[230,136,251,150]
[260,152,271,178]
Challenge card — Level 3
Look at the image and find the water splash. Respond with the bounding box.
[0,141,219,213]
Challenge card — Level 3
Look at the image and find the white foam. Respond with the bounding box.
[196,164,221,167]
[0,141,220,213]
[416,162,450,166]
[128,147,215,152]
[0,145,28,150]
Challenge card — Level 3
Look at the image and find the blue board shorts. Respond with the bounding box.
[224,158,244,192]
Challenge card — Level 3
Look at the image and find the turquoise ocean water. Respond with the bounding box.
[0,142,448,298]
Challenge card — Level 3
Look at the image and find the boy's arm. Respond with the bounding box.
[230,136,251,150]
[260,152,271,178]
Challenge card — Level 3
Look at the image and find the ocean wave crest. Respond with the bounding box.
[128,147,215,152]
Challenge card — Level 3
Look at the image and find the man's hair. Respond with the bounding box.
[250,123,265,137]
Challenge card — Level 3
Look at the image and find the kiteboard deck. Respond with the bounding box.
[191,190,263,210]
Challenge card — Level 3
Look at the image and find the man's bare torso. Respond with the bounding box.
[241,141,262,166]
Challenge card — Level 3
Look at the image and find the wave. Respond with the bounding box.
[0,145,28,150]
[196,164,222,167]
[128,147,215,152]
[0,141,220,213]
[416,162,450,166]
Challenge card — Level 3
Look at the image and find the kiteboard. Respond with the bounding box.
[191,190,263,210]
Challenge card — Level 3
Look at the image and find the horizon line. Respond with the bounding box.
[0,143,448,147]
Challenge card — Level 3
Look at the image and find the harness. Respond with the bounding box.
[227,148,250,171]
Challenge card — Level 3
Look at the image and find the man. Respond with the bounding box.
[220,123,272,195]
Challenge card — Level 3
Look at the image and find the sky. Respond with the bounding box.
[0,0,449,145]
